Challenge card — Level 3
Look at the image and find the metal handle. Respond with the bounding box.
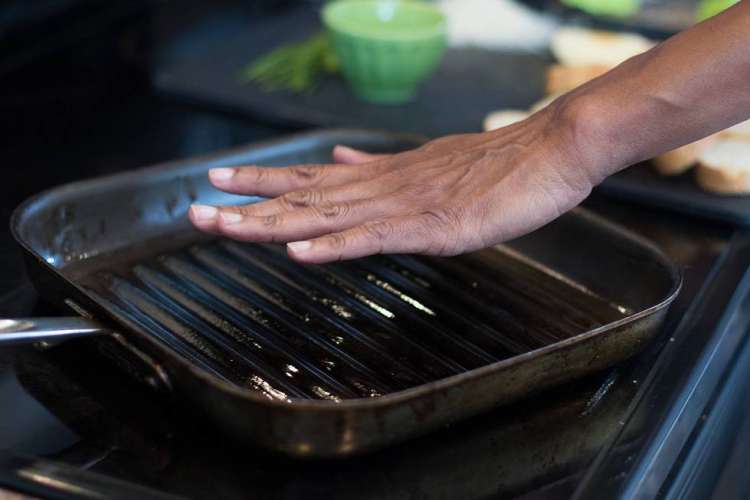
[0,449,186,500]
[0,317,172,391]
[0,318,108,346]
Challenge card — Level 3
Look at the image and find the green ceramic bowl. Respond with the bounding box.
[322,0,446,104]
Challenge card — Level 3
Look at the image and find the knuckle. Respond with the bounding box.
[291,166,321,181]
[362,220,395,241]
[325,233,347,249]
[281,190,320,209]
[418,134,466,153]
[418,208,465,257]
[262,214,280,228]
[314,202,349,220]
[228,205,255,216]
[426,242,460,257]
[421,206,464,228]
[253,167,267,184]
[418,141,444,154]
[416,216,440,239]
[278,195,297,210]
[422,234,461,256]
[399,182,433,199]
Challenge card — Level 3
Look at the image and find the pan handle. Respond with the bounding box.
[0,317,172,392]
[0,318,108,346]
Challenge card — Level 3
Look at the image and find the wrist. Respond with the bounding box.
[548,91,625,186]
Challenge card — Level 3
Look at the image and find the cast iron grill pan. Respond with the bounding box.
[78,239,627,401]
[9,129,681,457]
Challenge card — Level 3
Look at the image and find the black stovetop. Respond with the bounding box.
[2,3,750,499]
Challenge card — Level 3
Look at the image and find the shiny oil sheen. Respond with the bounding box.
[12,130,680,456]
[78,239,627,402]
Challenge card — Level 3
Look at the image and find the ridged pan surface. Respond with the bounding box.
[79,239,627,401]
[12,129,681,456]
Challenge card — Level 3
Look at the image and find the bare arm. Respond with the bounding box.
[565,0,750,179]
[190,2,750,263]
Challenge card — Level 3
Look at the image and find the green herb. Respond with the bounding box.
[240,32,339,93]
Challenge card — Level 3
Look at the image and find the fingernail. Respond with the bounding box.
[335,145,355,153]
[190,205,218,220]
[209,168,235,182]
[219,212,243,224]
[287,241,312,253]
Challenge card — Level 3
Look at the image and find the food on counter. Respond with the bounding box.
[240,32,338,93]
[243,0,448,102]
[480,23,750,196]
[652,119,750,185]
[696,138,750,194]
[546,28,653,94]
[438,0,557,51]
[652,135,718,176]
[530,93,562,113]
[561,0,640,17]
[527,29,655,120]
[483,109,529,131]
[543,26,735,191]
[323,0,447,104]
[544,28,653,95]
[696,0,740,21]
[550,27,654,67]
[719,118,750,139]
[545,63,609,95]
[651,119,750,186]
[483,97,549,134]
[483,96,557,133]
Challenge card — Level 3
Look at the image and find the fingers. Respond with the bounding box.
[207,164,365,197]
[332,145,388,165]
[190,202,466,263]
[208,153,386,198]
[191,143,470,263]
[190,173,383,234]
[208,145,387,197]
[286,214,460,264]
[247,182,377,216]
[211,177,381,223]
[195,198,397,243]
[188,205,223,235]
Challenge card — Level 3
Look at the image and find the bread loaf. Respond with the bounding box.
[652,135,717,176]
[550,27,654,67]
[483,110,529,131]
[545,63,609,94]
[696,138,750,194]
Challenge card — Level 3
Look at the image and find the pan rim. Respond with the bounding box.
[9,129,683,412]
[148,207,682,411]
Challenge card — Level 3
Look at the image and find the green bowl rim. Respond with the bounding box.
[322,0,446,41]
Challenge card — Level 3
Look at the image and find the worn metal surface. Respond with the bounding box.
[9,129,681,457]
[0,318,108,346]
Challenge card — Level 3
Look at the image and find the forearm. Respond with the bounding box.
[190,1,750,262]
[555,0,750,182]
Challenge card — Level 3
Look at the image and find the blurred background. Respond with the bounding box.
[0,0,740,218]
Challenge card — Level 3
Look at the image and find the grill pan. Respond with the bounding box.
[3,129,681,457]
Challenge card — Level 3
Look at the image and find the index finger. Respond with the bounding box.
[208,161,383,197]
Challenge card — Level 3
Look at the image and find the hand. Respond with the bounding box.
[189,106,596,264]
